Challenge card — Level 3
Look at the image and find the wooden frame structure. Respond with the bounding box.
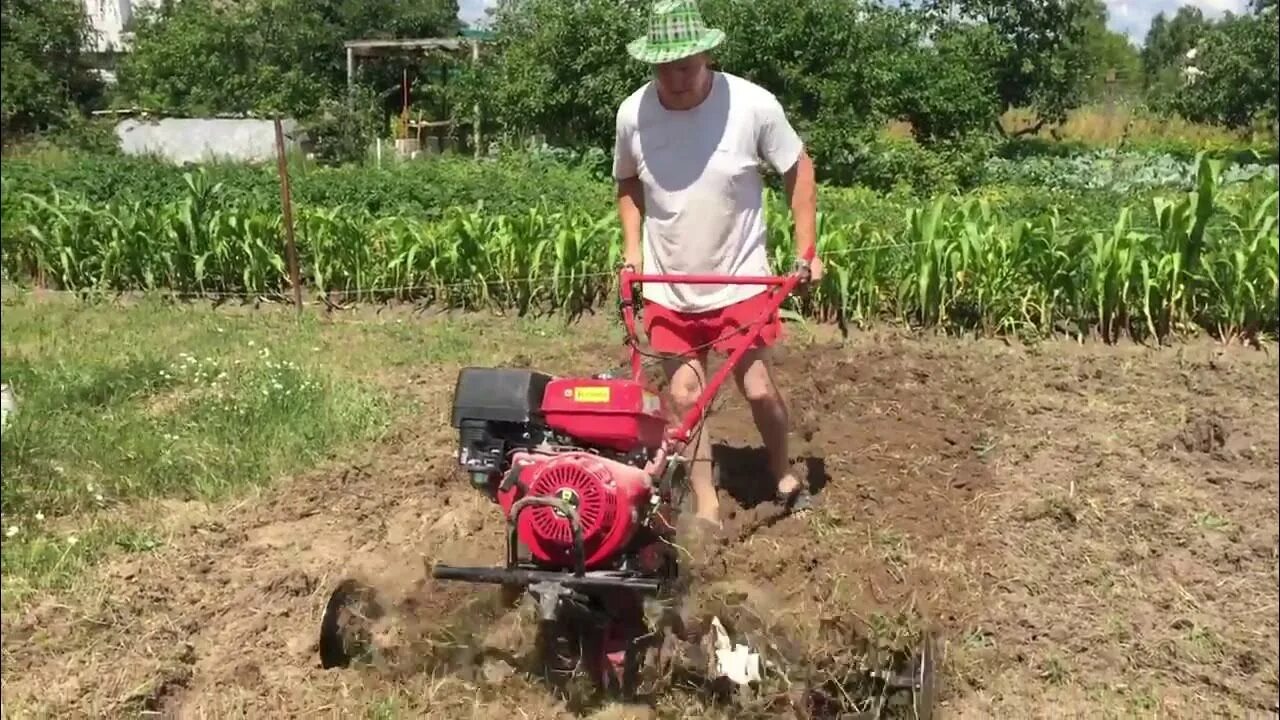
[343,35,489,157]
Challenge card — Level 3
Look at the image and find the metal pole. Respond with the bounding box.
[346,46,355,109]
[273,118,303,317]
[471,39,481,158]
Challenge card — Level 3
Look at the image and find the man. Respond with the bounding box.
[613,0,823,531]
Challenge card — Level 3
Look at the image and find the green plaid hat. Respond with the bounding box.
[627,0,725,64]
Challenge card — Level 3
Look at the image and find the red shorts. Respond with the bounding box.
[643,290,784,356]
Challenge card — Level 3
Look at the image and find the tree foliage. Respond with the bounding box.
[1141,3,1279,130]
[897,22,1004,141]
[464,1,1003,149]
[452,0,650,149]
[699,0,928,153]
[116,0,461,117]
[3,0,1276,159]
[1172,8,1279,129]
[0,0,103,135]
[922,0,1107,125]
[1141,6,1209,97]
[1080,22,1141,101]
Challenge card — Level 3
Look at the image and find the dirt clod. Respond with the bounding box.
[1177,411,1232,453]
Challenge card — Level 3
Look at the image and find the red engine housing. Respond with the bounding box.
[541,378,668,453]
[498,451,654,569]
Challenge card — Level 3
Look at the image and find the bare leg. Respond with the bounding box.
[733,348,801,496]
[663,354,718,524]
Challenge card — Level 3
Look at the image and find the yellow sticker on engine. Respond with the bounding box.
[573,386,611,403]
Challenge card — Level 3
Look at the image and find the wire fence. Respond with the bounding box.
[0,239,930,302]
[1,223,1234,303]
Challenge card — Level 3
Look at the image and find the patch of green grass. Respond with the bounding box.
[960,627,995,650]
[0,295,446,607]
[1193,511,1232,531]
[0,519,165,606]
[1127,689,1160,712]
[1039,655,1071,685]
[0,310,391,517]
[365,696,408,720]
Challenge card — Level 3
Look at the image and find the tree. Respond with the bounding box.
[466,0,999,177]
[116,0,460,117]
[1080,22,1142,101]
[1172,11,1279,129]
[454,0,650,149]
[699,0,930,156]
[896,21,1003,141]
[1140,6,1209,95]
[0,0,103,135]
[922,0,1106,127]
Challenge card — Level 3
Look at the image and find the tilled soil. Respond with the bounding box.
[1,324,1276,719]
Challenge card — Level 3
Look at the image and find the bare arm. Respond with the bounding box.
[757,89,821,283]
[782,149,816,257]
[616,177,644,269]
[782,149,822,281]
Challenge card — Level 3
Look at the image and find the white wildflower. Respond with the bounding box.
[34,512,44,522]
[6,526,18,538]
[67,535,78,546]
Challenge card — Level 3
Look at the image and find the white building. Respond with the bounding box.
[82,0,163,54]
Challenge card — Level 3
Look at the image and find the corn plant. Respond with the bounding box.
[2,165,1276,342]
[1198,188,1280,342]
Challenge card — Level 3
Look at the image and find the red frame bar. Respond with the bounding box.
[624,274,791,286]
[618,246,815,477]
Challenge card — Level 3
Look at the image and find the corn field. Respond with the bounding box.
[2,154,1276,343]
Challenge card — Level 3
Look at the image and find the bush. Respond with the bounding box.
[822,134,994,195]
[0,151,614,220]
[996,136,1279,165]
[0,0,103,136]
[300,89,384,167]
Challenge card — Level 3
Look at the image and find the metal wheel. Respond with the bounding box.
[911,631,939,720]
[318,578,385,669]
[536,618,584,690]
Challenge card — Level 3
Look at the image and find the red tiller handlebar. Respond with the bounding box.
[617,245,816,477]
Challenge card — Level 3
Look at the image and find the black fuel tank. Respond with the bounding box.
[450,367,555,427]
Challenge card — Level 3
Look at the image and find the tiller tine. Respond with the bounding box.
[863,629,940,720]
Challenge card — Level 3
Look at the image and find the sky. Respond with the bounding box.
[1106,0,1249,43]
[456,0,1253,44]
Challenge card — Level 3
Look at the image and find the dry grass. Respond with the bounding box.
[878,105,1269,147]
[998,104,1270,146]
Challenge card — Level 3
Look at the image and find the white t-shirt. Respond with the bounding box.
[612,71,804,314]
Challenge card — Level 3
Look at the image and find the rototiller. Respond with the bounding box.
[422,251,817,693]
[319,247,937,715]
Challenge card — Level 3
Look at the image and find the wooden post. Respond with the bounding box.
[273,117,303,317]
